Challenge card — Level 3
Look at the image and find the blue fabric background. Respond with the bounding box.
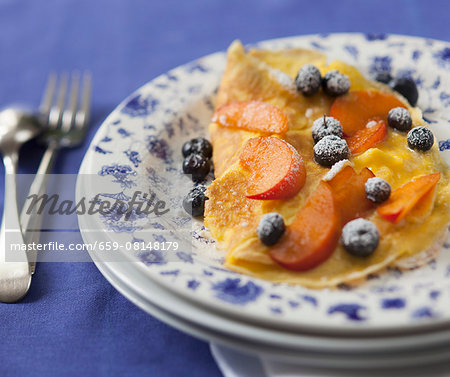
[0,1,448,376]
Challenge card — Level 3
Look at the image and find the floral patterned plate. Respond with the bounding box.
[81,229,450,367]
[77,33,450,334]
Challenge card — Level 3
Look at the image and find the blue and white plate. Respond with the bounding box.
[77,33,450,334]
[79,229,450,367]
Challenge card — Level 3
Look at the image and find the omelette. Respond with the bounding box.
[203,40,450,288]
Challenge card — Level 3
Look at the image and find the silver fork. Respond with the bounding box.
[20,72,92,274]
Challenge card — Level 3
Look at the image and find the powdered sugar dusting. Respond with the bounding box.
[286,140,304,173]
[365,177,391,203]
[312,116,343,143]
[322,159,352,181]
[323,70,351,96]
[341,218,379,256]
[305,108,313,118]
[266,65,298,95]
[211,113,229,126]
[366,120,378,128]
[219,114,228,126]
[388,107,412,132]
[313,135,350,167]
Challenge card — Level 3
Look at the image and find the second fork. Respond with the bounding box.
[20,72,92,273]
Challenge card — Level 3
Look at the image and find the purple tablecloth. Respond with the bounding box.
[0,1,448,376]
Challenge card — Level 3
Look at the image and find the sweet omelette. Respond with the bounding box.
[203,41,450,288]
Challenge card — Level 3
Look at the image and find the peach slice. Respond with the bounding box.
[240,136,306,200]
[269,182,340,271]
[407,183,438,222]
[346,120,387,155]
[327,165,376,225]
[377,172,441,224]
[330,90,406,136]
[212,101,288,134]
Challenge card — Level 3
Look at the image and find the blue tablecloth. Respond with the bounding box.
[0,1,448,376]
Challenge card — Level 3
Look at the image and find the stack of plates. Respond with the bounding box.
[77,33,450,371]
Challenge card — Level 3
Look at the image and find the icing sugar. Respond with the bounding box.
[322,159,352,181]
[366,120,378,128]
[265,64,298,95]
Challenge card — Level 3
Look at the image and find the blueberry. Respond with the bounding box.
[313,135,350,167]
[387,107,412,132]
[407,126,434,152]
[322,70,351,96]
[341,218,379,257]
[182,137,213,158]
[390,77,419,107]
[183,154,211,182]
[312,115,343,144]
[365,177,391,203]
[257,213,286,246]
[374,71,393,84]
[295,65,322,96]
[183,186,208,217]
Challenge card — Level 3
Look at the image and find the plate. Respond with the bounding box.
[79,224,450,353]
[81,228,450,368]
[77,33,450,333]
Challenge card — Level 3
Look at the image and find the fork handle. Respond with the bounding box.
[20,145,58,273]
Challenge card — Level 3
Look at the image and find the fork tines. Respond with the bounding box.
[41,72,92,133]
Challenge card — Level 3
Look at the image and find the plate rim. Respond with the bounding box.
[82,224,450,354]
[82,229,450,369]
[77,32,450,334]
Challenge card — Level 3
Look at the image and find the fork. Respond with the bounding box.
[20,72,92,274]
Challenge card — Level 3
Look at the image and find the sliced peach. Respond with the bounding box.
[330,90,406,136]
[327,165,376,225]
[407,183,438,222]
[269,182,340,271]
[377,172,441,224]
[212,101,288,134]
[240,136,306,200]
[346,120,387,155]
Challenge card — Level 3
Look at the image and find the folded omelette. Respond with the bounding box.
[204,41,450,288]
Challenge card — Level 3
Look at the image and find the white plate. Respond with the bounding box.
[77,33,450,334]
[83,229,450,369]
[79,214,450,355]
[210,343,450,377]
